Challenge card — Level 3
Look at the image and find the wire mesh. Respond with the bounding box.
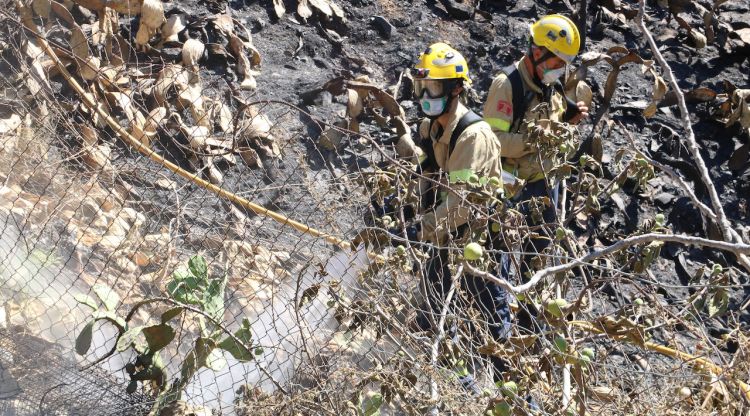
[0,1,747,415]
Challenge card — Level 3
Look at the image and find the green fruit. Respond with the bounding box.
[636,158,648,168]
[579,154,590,166]
[501,381,518,397]
[491,223,501,233]
[463,242,483,261]
[553,336,568,352]
[493,401,512,416]
[488,176,502,188]
[580,347,595,360]
[396,245,406,255]
[559,143,571,153]
[634,298,644,306]
[654,213,665,227]
[545,298,568,318]
[381,215,392,225]
[326,299,336,308]
[469,174,480,184]
[711,263,723,276]
[555,227,566,241]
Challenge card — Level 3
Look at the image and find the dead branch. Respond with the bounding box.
[636,0,750,273]
[466,233,750,295]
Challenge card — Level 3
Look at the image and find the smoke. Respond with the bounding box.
[1,212,373,414]
[183,247,371,413]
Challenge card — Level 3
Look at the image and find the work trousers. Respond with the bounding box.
[416,246,512,380]
[506,178,559,331]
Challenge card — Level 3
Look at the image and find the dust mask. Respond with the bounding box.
[420,93,448,117]
[542,67,566,85]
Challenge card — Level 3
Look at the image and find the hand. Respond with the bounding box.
[569,101,589,125]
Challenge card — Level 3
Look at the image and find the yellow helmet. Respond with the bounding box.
[530,15,581,64]
[414,42,472,84]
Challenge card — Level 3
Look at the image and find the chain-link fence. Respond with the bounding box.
[1,1,749,415]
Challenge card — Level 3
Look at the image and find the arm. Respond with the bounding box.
[420,128,498,243]
[483,74,530,159]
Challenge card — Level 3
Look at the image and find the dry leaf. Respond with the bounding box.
[212,14,234,35]
[298,0,313,20]
[181,125,211,150]
[161,14,186,43]
[228,34,258,90]
[153,64,189,106]
[735,28,750,46]
[140,0,165,30]
[272,0,285,18]
[308,0,333,17]
[589,386,618,402]
[84,144,112,171]
[70,25,90,61]
[32,0,52,19]
[22,38,52,95]
[210,100,234,132]
[104,91,137,122]
[240,147,261,168]
[79,56,100,81]
[346,88,363,119]
[182,38,205,70]
[50,1,75,26]
[0,114,22,135]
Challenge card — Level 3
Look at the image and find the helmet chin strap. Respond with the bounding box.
[424,80,461,120]
[527,43,557,89]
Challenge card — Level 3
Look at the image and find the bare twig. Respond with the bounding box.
[466,233,750,294]
[635,0,750,273]
[427,264,463,416]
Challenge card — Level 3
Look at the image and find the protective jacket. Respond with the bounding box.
[483,57,566,182]
[417,103,503,243]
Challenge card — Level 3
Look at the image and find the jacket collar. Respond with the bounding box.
[430,102,469,144]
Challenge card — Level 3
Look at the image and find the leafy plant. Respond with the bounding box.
[73,255,256,413]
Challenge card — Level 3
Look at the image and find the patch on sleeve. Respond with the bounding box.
[495,100,513,117]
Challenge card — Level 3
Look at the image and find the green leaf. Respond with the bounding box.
[76,321,94,355]
[203,274,227,321]
[181,337,216,383]
[74,293,99,311]
[361,392,383,416]
[143,324,175,353]
[189,255,208,280]
[92,310,127,331]
[116,326,144,352]
[218,318,253,362]
[206,348,227,371]
[171,267,192,281]
[707,289,729,318]
[167,281,201,305]
[160,307,184,323]
[92,284,120,311]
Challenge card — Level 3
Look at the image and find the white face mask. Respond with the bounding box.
[541,67,566,85]
[419,94,448,117]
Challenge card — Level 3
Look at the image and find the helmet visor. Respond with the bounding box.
[414,79,447,99]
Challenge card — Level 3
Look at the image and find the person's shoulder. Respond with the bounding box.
[459,119,495,142]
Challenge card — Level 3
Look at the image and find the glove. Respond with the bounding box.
[387,223,421,247]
